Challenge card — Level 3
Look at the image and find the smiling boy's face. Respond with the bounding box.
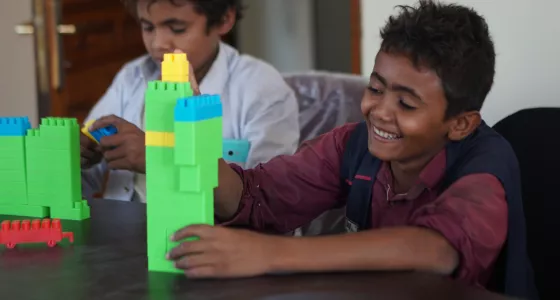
[136,0,235,78]
[361,51,454,165]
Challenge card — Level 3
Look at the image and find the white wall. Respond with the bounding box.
[237,0,315,73]
[361,0,560,125]
[0,1,38,125]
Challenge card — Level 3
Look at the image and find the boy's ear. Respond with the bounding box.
[216,8,236,36]
[447,111,481,141]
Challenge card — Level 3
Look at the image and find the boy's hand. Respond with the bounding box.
[172,49,201,96]
[167,225,276,278]
[89,115,146,174]
[80,133,103,169]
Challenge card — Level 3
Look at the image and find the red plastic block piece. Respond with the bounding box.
[0,218,74,249]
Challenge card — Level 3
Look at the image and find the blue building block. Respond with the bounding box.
[0,117,31,136]
[90,125,118,143]
[223,139,250,165]
[174,95,222,122]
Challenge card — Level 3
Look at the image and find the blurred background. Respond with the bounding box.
[1,0,558,127]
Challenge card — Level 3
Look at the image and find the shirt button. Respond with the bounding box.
[256,184,260,188]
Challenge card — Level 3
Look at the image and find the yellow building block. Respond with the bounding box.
[81,119,96,143]
[146,131,175,147]
[162,53,189,83]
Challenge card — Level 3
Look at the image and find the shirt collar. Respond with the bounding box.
[377,147,447,196]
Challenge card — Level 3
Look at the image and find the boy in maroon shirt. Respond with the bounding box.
[167,0,514,292]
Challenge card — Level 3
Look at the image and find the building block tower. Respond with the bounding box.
[0,117,90,220]
[145,52,222,273]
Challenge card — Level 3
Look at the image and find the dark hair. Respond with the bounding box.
[122,0,244,28]
[380,0,495,118]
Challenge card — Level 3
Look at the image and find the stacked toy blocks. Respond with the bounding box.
[0,117,90,220]
[145,52,222,273]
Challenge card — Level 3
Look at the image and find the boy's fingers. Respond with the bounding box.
[90,115,123,131]
[103,146,126,163]
[167,240,208,260]
[172,224,213,242]
[170,49,199,95]
[189,62,200,95]
[98,134,123,149]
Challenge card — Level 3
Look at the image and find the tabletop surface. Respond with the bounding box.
[0,199,515,300]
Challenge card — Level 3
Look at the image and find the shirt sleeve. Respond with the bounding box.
[411,173,508,286]
[220,123,358,234]
[238,68,300,168]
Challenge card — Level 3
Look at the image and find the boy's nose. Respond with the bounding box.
[371,99,394,123]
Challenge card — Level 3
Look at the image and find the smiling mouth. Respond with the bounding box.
[372,126,403,141]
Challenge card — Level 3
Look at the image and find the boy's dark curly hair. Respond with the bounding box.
[380,0,495,119]
[122,0,244,28]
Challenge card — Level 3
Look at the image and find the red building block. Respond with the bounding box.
[0,219,74,249]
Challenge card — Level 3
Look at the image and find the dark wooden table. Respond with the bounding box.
[0,199,516,300]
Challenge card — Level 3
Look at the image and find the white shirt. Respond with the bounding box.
[82,42,300,202]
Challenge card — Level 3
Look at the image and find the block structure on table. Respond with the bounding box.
[145,52,222,273]
[0,117,90,220]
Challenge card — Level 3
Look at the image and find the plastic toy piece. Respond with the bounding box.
[0,218,74,249]
[0,117,31,136]
[145,53,222,274]
[145,131,175,147]
[174,95,222,122]
[161,52,189,83]
[81,119,118,144]
[0,117,90,220]
[223,139,250,165]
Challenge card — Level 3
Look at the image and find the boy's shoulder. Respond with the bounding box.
[223,44,291,93]
[444,121,520,187]
[112,54,154,84]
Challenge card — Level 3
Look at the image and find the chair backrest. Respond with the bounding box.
[283,71,367,143]
[492,107,560,300]
[282,71,367,236]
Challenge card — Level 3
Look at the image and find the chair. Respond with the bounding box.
[283,71,368,235]
[283,71,367,144]
[492,107,560,300]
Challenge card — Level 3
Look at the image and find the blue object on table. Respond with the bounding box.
[223,139,250,165]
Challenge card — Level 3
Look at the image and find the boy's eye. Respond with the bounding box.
[142,26,154,32]
[169,26,187,34]
[399,99,416,110]
[367,86,382,95]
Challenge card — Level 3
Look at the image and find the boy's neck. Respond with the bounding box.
[193,45,220,84]
[389,148,443,194]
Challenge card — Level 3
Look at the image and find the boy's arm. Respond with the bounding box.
[213,123,357,233]
[270,173,507,280]
[81,67,127,197]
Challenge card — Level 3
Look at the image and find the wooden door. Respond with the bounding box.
[36,0,146,123]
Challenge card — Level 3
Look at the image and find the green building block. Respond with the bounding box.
[25,118,90,220]
[145,81,193,133]
[0,117,90,220]
[145,78,222,274]
[0,137,28,205]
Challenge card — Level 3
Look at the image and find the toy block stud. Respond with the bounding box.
[162,53,189,83]
[174,95,223,122]
[0,117,31,136]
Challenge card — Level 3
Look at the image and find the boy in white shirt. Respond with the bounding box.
[80,0,300,203]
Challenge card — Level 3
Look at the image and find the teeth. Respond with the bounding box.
[373,126,401,140]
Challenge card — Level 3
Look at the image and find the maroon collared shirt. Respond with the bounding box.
[224,122,507,288]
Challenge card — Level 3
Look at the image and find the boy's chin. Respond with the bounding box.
[367,139,402,162]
